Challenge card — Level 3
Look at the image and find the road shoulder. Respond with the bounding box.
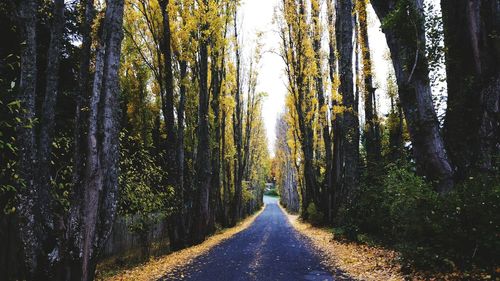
[279,204,405,281]
[100,207,265,281]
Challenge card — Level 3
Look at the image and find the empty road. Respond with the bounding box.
[159,196,353,281]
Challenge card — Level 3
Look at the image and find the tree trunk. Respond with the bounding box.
[81,0,124,279]
[193,0,212,243]
[221,109,230,226]
[176,59,188,248]
[311,0,333,215]
[159,0,185,251]
[16,0,43,278]
[231,10,244,225]
[370,0,454,193]
[38,0,65,211]
[326,0,342,222]
[357,0,382,178]
[209,37,226,231]
[336,0,359,209]
[441,0,500,176]
[66,0,94,278]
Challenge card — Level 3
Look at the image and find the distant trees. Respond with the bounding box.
[278,0,321,217]
[274,114,300,212]
[118,0,270,247]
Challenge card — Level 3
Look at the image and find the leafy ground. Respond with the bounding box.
[98,207,264,281]
[99,197,496,281]
[283,205,498,281]
[282,206,404,281]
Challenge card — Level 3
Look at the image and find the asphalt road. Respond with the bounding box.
[159,196,353,281]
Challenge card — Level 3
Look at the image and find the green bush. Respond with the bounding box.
[264,188,279,197]
[340,164,500,271]
[307,202,324,226]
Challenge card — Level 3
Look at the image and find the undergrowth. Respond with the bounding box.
[334,164,499,275]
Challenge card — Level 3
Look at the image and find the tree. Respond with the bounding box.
[14,0,125,279]
[441,0,500,177]
[356,0,382,179]
[231,8,244,225]
[370,0,454,193]
[335,0,359,214]
[279,0,321,217]
[192,0,212,243]
[311,0,334,215]
[274,113,300,212]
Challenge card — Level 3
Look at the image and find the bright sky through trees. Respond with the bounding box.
[241,0,443,155]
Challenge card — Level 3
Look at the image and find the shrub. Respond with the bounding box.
[340,164,500,271]
[264,188,279,197]
[307,202,324,226]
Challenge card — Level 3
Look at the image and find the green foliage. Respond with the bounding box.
[381,0,424,39]
[0,85,21,214]
[306,202,324,226]
[340,164,500,271]
[264,188,279,197]
[118,132,173,235]
[50,134,74,211]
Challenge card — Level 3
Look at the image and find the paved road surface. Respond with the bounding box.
[160,196,353,281]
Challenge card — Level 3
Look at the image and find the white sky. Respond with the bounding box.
[240,0,286,157]
[239,0,443,156]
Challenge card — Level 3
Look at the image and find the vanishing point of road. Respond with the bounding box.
[159,196,353,281]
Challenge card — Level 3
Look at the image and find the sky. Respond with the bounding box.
[239,0,443,156]
[240,0,286,157]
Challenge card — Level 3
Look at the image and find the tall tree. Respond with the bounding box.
[356,0,382,178]
[193,0,212,243]
[231,9,244,225]
[81,0,125,279]
[15,0,41,277]
[335,0,359,212]
[311,0,334,214]
[159,0,186,250]
[441,0,500,176]
[370,0,454,193]
[208,3,231,231]
[280,0,320,217]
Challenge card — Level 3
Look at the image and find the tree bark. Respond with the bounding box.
[441,0,500,176]
[193,0,212,243]
[66,0,94,278]
[81,0,124,279]
[336,0,359,209]
[231,10,244,225]
[38,0,65,204]
[159,0,185,251]
[16,0,42,278]
[357,0,382,177]
[370,0,454,193]
[311,0,333,215]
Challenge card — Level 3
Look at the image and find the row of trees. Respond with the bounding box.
[274,0,498,270]
[0,0,270,280]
